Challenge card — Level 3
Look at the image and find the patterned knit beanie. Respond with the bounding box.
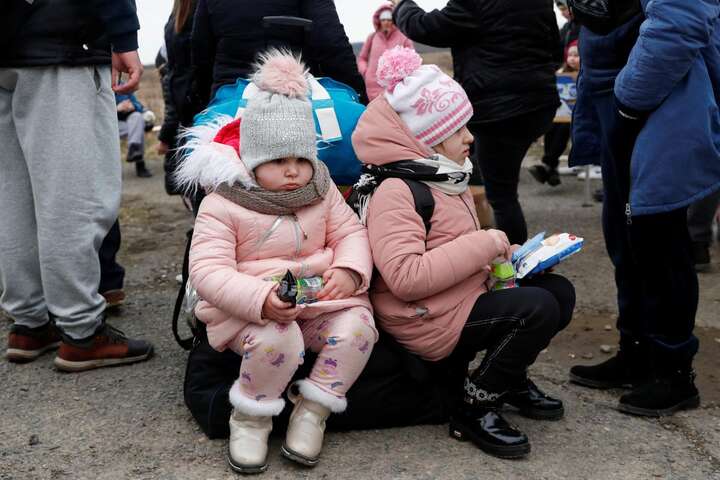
[241,50,317,173]
[377,46,473,147]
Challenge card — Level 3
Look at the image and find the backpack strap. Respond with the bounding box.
[172,228,196,351]
[401,179,434,236]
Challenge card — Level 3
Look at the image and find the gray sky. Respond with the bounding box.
[137,0,563,64]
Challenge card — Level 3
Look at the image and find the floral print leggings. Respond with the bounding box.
[229,306,376,405]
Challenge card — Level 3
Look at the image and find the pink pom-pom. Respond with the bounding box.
[376,46,423,92]
[253,49,309,98]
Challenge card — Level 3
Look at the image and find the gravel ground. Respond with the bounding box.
[2,150,719,480]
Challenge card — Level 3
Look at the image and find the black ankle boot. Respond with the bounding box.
[618,368,700,417]
[504,378,564,420]
[449,380,530,459]
[546,168,561,187]
[570,348,650,389]
[135,160,153,178]
[528,165,549,184]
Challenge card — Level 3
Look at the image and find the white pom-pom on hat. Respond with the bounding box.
[376,46,423,92]
[252,48,309,98]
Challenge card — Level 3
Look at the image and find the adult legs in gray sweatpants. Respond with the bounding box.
[0,66,121,340]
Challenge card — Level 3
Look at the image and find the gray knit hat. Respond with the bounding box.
[240,50,318,173]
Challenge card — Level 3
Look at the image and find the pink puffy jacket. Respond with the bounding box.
[351,96,503,361]
[357,4,414,101]
[190,182,374,352]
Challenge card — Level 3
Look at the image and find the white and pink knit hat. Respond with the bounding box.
[376,46,473,147]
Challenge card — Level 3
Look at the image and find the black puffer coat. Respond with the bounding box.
[0,0,139,67]
[190,0,367,111]
[159,10,195,145]
[394,0,560,124]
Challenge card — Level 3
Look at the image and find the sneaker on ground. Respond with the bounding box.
[54,323,153,372]
[6,322,61,363]
[557,165,581,176]
[577,165,602,180]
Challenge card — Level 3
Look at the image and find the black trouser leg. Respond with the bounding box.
[449,274,574,393]
[469,107,556,244]
[98,219,125,293]
[630,209,699,367]
[596,95,698,369]
[542,123,571,171]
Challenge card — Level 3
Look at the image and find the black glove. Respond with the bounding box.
[604,95,648,202]
[568,0,642,35]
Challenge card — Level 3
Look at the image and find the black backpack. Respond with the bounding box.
[345,177,435,234]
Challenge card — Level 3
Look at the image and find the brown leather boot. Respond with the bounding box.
[6,322,61,363]
[54,323,153,372]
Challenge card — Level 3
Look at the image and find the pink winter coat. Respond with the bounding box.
[357,4,414,101]
[189,173,374,352]
[351,97,503,361]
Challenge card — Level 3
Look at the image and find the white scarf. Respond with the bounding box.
[415,155,473,195]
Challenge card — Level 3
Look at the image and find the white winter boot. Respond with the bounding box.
[228,409,272,474]
[227,381,285,474]
[281,380,346,467]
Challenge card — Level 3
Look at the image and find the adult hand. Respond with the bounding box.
[486,229,511,260]
[261,286,300,323]
[317,268,359,301]
[157,141,169,155]
[112,50,144,94]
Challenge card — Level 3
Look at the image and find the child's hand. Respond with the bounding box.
[317,268,359,301]
[486,229,511,260]
[262,286,300,323]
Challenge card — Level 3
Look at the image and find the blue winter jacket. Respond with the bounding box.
[571,0,720,215]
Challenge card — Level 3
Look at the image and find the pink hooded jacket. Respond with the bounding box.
[185,125,374,352]
[357,4,414,101]
[351,97,503,361]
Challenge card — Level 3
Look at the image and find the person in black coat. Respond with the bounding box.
[530,0,581,187]
[391,0,560,245]
[158,0,196,196]
[190,0,367,115]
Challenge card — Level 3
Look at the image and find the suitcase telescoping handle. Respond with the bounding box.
[262,16,313,32]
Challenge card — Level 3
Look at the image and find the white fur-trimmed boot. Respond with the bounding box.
[281,380,346,467]
[227,381,285,474]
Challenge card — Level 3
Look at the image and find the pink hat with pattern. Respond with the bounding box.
[376,46,473,147]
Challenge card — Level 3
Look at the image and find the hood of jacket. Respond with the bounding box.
[373,3,395,32]
[351,96,434,166]
[174,116,258,193]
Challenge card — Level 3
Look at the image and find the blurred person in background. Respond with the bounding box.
[116,90,153,178]
[391,0,561,245]
[158,0,197,196]
[530,0,581,187]
[190,0,367,117]
[357,3,415,101]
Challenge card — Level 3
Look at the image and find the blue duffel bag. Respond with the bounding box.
[193,76,365,186]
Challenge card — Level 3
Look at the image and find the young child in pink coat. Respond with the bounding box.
[176,50,376,474]
[351,47,575,460]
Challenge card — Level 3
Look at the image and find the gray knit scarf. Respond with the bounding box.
[215,161,331,215]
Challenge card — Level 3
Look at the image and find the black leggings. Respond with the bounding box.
[440,274,575,395]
